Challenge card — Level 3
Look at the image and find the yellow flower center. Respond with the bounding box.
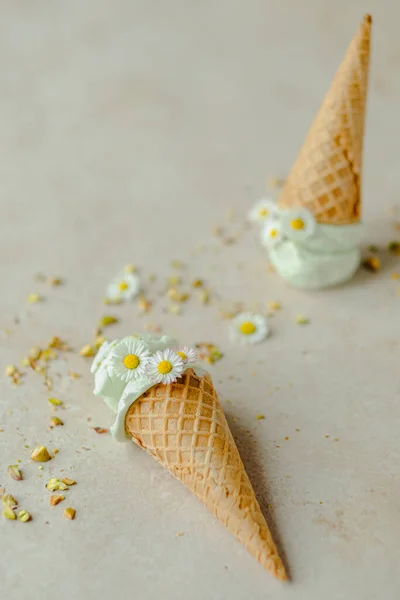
[259,208,268,218]
[158,360,173,374]
[176,351,187,361]
[123,354,139,370]
[119,281,128,291]
[291,218,305,230]
[270,228,278,238]
[239,321,256,335]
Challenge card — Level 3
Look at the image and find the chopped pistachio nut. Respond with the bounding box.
[50,417,64,428]
[3,505,16,520]
[48,397,63,407]
[137,296,152,312]
[124,264,137,273]
[296,316,310,325]
[27,293,41,304]
[94,335,105,349]
[7,465,22,481]
[362,256,381,272]
[21,357,30,367]
[2,494,18,508]
[192,279,203,288]
[5,365,17,377]
[267,301,281,310]
[40,349,57,362]
[48,277,63,287]
[388,241,400,255]
[46,478,68,492]
[48,337,70,351]
[52,448,60,455]
[31,446,51,462]
[167,275,181,287]
[30,346,41,359]
[256,414,265,420]
[50,495,65,506]
[199,290,210,304]
[367,244,379,253]
[61,478,76,486]
[170,260,184,270]
[68,371,81,380]
[99,315,118,327]
[168,304,182,315]
[80,344,94,357]
[103,297,122,305]
[18,510,31,522]
[63,507,76,520]
[35,365,46,375]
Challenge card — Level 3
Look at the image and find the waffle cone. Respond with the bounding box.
[278,14,372,225]
[125,369,286,580]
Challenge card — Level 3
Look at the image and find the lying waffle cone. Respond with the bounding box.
[278,14,372,225]
[125,368,287,580]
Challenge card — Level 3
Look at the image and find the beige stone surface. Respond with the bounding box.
[1,1,399,599]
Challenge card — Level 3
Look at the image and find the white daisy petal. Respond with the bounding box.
[175,346,197,367]
[146,349,184,384]
[260,221,283,248]
[281,208,316,242]
[106,272,141,302]
[249,199,279,224]
[230,312,269,344]
[106,337,151,382]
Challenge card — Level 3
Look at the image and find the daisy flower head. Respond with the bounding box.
[231,313,269,344]
[146,349,184,385]
[175,346,197,367]
[248,199,279,225]
[281,208,316,242]
[260,220,283,248]
[106,337,150,382]
[106,272,140,303]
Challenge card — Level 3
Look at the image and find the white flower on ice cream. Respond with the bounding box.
[261,220,283,248]
[281,208,316,242]
[146,349,184,384]
[230,313,269,344]
[106,272,140,303]
[175,346,197,367]
[106,338,150,382]
[248,199,278,224]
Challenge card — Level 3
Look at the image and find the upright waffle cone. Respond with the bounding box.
[278,15,372,225]
[125,369,286,580]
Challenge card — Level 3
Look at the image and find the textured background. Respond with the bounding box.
[1,1,399,599]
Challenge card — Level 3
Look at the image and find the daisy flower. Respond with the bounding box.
[230,313,269,344]
[248,199,279,224]
[175,346,197,367]
[106,338,150,382]
[260,220,283,248]
[106,272,140,302]
[281,208,316,242]
[146,349,184,385]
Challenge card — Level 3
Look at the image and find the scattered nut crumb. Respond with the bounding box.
[80,344,94,357]
[68,371,81,379]
[362,256,381,272]
[63,507,76,520]
[7,465,22,481]
[31,446,51,462]
[100,315,118,327]
[18,510,31,522]
[27,293,42,304]
[46,478,68,491]
[50,495,65,506]
[61,478,76,486]
[256,415,265,420]
[388,241,400,255]
[267,301,281,311]
[48,277,63,287]
[93,427,108,434]
[296,316,309,325]
[48,397,63,407]
[50,417,64,428]
[3,505,16,520]
[192,279,203,288]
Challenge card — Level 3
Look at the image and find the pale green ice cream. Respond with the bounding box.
[268,223,364,290]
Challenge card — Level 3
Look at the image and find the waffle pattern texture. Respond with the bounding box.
[125,369,286,580]
[278,15,372,225]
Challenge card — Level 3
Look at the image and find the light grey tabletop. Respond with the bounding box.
[1,1,399,599]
